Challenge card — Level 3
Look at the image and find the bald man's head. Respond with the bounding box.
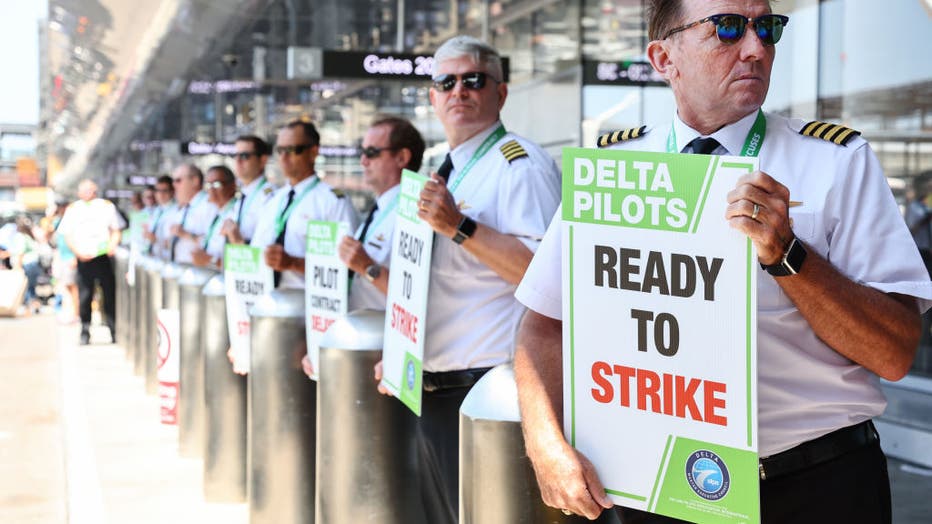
[77,179,98,201]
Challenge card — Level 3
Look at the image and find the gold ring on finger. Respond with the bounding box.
[751,203,760,220]
[561,509,573,516]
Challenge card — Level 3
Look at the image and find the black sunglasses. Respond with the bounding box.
[361,146,398,159]
[276,144,315,155]
[230,151,259,160]
[664,13,789,45]
[431,72,496,92]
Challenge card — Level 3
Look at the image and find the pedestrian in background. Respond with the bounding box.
[57,179,126,344]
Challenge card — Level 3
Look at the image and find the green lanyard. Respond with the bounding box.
[666,109,766,157]
[237,176,267,226]
[274,176,320,239]
[359,195,398,242]
[202,199,235,249]
[447,124,507,193]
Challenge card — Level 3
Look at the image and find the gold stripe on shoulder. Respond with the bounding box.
[500,139,528,163]
[597,126,648,148]
[799,120,861,146]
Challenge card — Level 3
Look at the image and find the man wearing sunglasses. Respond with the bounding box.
[143,175,174,258]
[161,163,212,265]
[513,1,932,523]
[192,165,238,269]
[220,135,278,246]
[249,119,358,290]
[409,35,561,524]
[301,115,426,379]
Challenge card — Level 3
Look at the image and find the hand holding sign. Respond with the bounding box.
[725,171,793,265]
[418,174,462,237]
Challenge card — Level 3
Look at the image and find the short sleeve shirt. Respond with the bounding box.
[250,174,359,289]
[347,184,400,311]
[236,175,279,243]
[424,122,562,372]
[203,198,239,259]
[58,198,126,257]
[516,110,932,456]
[163,191,213,264]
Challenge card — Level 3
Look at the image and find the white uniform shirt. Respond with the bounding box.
[161,191,212,264]
[515,110,932,457]
[148,203,173,258]
[203,198,239,260]
[425,122,561,372]
[250,174,359,289]
[58,198,126,258]
[236,175,278,243]
[348,184,400,311]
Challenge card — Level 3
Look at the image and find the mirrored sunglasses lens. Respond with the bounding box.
[462,73,486,90]
[756,16,784,44]
[714,16,746,42]
[432,74,456,92]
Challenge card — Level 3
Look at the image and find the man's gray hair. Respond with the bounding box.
[433,35,504,82]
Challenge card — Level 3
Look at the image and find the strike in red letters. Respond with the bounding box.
[590,361,727,426]
[391,303,419,343]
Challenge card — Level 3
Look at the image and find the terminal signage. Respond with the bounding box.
[582,59,666,87]
[288,47,509,82]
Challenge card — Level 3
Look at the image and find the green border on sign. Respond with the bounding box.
[569,225,576,446]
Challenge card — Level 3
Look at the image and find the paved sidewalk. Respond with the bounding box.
[1,312,930,523]
[1,313,246,524]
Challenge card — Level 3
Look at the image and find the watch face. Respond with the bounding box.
[365,264,380,281]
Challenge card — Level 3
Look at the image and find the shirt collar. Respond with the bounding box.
[289,173,317,193]
[376,184,401,211]
[672,109,760,155]
[449,120,503,171]
[241,174,266,195]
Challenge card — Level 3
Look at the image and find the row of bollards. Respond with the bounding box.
[112,247,614,524]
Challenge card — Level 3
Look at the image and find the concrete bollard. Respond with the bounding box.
[132,259,148,377]
[114,248,129,351]
[201,273,247,502]
[159,263,186,425]
[459,364,619,524]
[143,257,165,396]
[248,289,315,524]
[177,266,217,458]
[316,309,425,524]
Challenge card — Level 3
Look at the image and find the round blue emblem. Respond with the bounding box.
[405,360,416,390]
[685,450,730,501]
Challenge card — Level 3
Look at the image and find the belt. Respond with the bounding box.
[422,367,493,392]
[758,420,878,481]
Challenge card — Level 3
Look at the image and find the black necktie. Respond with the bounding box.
[273,189,295,287]
[686,137,722,155]
[437,153,453,182]
[349,202,379,280]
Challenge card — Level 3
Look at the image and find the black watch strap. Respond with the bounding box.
[452,216,477,245]
[760,237,807,276]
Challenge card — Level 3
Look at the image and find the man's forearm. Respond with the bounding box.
[515,309,567,458]
[778,245,920,380]
[460,223,533,285]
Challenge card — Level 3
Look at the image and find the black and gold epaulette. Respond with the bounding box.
[799,121,861,146]
[597,126,648,148]
[500,140,528,163]
[331,188,345,198]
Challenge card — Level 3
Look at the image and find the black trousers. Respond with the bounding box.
[77,254,116,331]
[417,385,473,524]
[614,436,891,524]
